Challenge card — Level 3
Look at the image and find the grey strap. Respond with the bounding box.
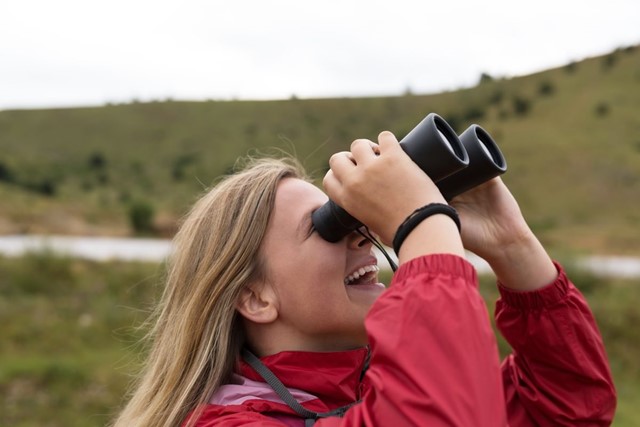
[242,349,358,425]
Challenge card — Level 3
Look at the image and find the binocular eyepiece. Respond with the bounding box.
[311,113,507,243]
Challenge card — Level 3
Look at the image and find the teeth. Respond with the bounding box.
[344,265,379,285]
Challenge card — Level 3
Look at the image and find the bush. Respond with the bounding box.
[488,89,504,105]
[595,102,610,117]
[25,178,57,197]
[478,72,494,85]
[463,106,485,122]
[538,80,555,96]
[171,154,197,182]
[88,152,106,170]
[602,52,618,70]
[565,61,578,74]
[0,162,14,183]
[512,95,531,116]
[128,200,155,234]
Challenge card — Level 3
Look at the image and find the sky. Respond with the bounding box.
[1,0,639,110]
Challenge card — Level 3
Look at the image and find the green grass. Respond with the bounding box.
[1,46,639,253]
[0,253,161,427]
[1,253,638,426]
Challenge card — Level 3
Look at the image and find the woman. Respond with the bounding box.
[113,131,616,426]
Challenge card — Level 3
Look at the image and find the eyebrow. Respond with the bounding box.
[297,209,314,240]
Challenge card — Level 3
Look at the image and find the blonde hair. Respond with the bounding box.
[113,157,307,427]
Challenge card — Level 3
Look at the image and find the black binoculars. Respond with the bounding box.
[311,113,507,243]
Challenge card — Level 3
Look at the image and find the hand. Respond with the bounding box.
[322,131,446,246]
[449,177,530,261]
[450,177,557,290]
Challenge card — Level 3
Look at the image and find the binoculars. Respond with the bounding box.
[311,113,507,243]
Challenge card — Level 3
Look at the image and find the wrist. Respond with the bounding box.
[486,230,557,291]
[393,203,461,255]
[482,226,537,266]
[398,214,465,264]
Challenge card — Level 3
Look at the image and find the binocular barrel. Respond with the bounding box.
[311,113,507,243]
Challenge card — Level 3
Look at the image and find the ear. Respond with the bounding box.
[235,283,278,324]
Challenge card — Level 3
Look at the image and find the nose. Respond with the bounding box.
[346,227,372,250]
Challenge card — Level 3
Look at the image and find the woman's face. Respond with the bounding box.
[260,178,386,351]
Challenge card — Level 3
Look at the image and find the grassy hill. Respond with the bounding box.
[1,45,639,255]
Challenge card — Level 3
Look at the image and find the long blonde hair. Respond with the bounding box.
[113,157,306,427]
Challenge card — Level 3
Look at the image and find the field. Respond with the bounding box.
[0,253,638,426]
[0,45,639,255]
[1,44,639,425]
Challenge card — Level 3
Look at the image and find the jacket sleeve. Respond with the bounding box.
[318,254,508,427]
[496,262,617,426]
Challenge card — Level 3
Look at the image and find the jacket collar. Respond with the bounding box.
[238,347,370,408]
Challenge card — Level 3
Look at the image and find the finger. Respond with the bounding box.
[328,151,356,180]
[350,138,379,162]
[377,131,400,152]
[322,170,343,201]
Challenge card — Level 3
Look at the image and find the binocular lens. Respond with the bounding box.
[437,128,456,155]
[475,126,506,169]
[478,137,492,159]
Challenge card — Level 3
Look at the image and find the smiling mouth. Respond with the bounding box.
[344,265,380,285]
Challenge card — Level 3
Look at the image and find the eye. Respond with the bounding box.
[307,210,318,238]
[308,216,317,235]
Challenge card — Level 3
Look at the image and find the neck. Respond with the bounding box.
[243,320,366,356]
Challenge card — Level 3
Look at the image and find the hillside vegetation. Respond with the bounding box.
[1,254,638,426]
[1,45,639,255]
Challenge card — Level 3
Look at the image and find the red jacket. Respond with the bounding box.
[189,254,616,426]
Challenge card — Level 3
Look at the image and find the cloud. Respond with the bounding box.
[1,0,638,108]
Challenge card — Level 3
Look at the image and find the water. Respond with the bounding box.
[0,235,173,262]
[0,235,639,278]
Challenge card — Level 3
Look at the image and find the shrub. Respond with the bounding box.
[88,152,106,170]
[595,102,610,117]
[538,80,555,96]
[128,200,155,234]
[478,72,494,85]
[25,178,57,197]
[463,106,485,122]
[97,171,109,185]
[488,89,504,105]
[171,154,197,182]
[602,52,618,70]
[0,162,14,183]
[565,61,578,74]
[512,95,531,116]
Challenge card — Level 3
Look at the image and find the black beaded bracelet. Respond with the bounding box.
[392,203,461,254]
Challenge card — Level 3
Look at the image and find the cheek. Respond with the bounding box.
[264,234,362,323]
[270,253,352,323]
[275,258,345,312]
